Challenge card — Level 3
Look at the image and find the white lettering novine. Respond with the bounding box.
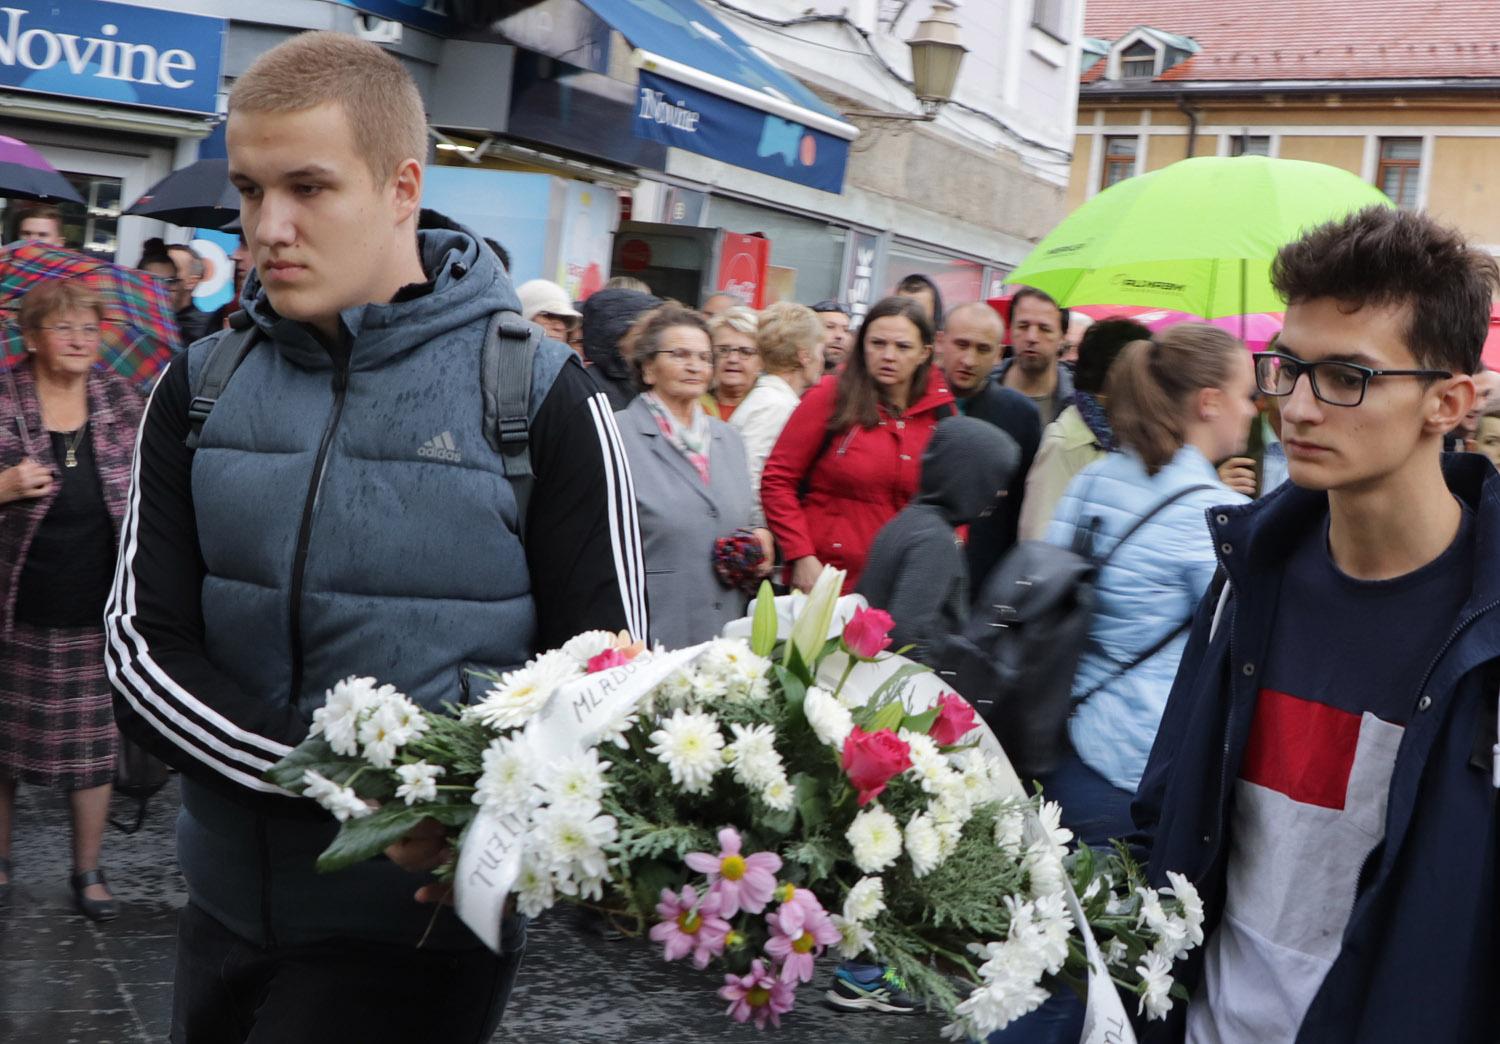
[638,88,701,132]
[0,7,197,89]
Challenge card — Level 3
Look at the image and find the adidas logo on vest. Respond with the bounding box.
[417,431,462,463]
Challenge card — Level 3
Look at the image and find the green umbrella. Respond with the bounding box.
[1008,156,1392,318]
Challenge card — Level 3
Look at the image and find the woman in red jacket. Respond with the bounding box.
[761,295,955,593]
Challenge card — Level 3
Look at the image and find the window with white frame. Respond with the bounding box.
[1230,135,1272,157]
[1101,136,1138,189]
[1032,0,1068,40]
[1377,138,1422,209]
[1120,41,1157,79]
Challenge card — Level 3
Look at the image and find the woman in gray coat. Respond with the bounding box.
[616,306,773,647]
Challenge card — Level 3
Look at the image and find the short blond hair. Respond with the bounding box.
[20,278,103,334]
[707,305,757,342]
[756,301,823,374]
[229,31,427,184]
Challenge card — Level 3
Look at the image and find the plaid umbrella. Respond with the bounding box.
[0,135,86,204]
[0,242,181,388]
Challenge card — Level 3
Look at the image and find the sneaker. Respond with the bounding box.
[824,966,920,1014]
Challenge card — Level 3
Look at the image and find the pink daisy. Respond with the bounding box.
[648,884,731,969]
[763,892,841,983]
[685,827,783,917]
[719,958,797,1029]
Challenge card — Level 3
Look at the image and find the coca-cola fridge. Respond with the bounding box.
[610,221,770,309]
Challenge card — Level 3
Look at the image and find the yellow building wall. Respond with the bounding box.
[1145,133,1189,171]
[1427,137,1500,246]
[1066,134,1093,212]
[1275,136,1365,175]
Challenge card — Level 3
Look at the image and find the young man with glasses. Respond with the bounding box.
[1132,205,1499,1044]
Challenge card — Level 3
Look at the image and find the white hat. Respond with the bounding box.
[517,279,581,322]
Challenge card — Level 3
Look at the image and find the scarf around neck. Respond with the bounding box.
[643,391,712,484]
[1072,389,1116,453]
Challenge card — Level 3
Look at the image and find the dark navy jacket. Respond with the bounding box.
[1132,453,1500,1044]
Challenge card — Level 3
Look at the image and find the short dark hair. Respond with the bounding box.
[895,274,944,328]
[1272,205,1499,375]
[1008,285,1069,335]
[16,203,61,231]
[809,299,849,316]
[1073,317,1152,394]
[483,237,511,272]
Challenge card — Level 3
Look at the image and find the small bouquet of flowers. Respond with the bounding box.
[266,568,1203,1038]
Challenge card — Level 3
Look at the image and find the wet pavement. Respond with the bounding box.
[3,778,948,1042]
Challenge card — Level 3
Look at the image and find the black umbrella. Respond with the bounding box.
[124,158,238,229]
[0,135,85,204]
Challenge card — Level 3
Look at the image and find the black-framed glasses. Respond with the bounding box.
[713,344,757,359]
[1254,351,1452,408]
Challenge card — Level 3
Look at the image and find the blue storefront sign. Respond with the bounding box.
[0,0,224,115]
[333,0,451,35]
[634,70,848,194]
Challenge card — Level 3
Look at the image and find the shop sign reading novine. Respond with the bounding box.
[0,1,225,116]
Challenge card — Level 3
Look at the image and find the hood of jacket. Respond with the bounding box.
[238,209,513,373]
[917,415,1021,525]
[581,287,662,380]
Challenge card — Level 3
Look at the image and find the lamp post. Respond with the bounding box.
[846,0,969,122]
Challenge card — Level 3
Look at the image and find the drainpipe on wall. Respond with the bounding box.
[1177,95,1200,157]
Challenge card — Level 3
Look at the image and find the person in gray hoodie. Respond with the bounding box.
[856,416,1020,664]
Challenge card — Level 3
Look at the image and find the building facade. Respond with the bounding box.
[1069,0,1500,252]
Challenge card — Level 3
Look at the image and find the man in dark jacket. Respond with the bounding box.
[935,301,1042,588]
[105,32,647,1043]
[580,285,661,410]
[996,285,1073,426]
[857,416,1019,663]
[1132,205,1499,1044]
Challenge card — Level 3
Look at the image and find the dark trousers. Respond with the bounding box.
[170,902,525,1044]
[986,749,1136,1044]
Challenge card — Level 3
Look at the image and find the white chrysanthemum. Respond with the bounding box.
[1165,870,1206,947]
[846,805,903,873]
[595,701,639,750]
[905,811,945,877]
[543,748,610,810]
[357,702,408,769]
[301,769,371,822]
[647,668,699,714]
[803,685,854,748]
[1022,840,1067,899]
[1036,799,1074,849]
[725,723,783,788]
[696,639,772,703]
[1022,893,1075,973]
[394,761,444,805]
[759,774,794,812]
[1138,885,1193,960]
[378,692,429,746]
[647,709,725,794]
[1136,951,1175,1021]
[561,630,619,666]
[844,876,886,923]
[465,653,579,732]
[947,938,1051,1039]
[472,734,538,813]
[533,803,616,889]
[901,729,961,796]
[994,807,1027,857]
[513,851,556,918]
[831,914,876,960]
[309,676,385,756]
[1104,938,1129,967]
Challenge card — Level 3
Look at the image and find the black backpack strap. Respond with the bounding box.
[186,312,261,450]
[480,310,539,539]
[1072,483,1219,706]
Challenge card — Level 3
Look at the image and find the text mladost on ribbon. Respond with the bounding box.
[455,644,709,952]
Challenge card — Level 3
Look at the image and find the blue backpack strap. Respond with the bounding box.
[480,310,539,538]
[185,312,261,450]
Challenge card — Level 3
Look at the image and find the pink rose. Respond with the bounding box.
[587,648,632,674]
[840,726,912,806]
[842,607,895,660]
[929,692,979,746]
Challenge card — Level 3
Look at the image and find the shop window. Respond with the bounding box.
[1377,138,1422,210]
[2,172,123,260]
[1231,135,1271,157]
[1031,0,1068,41]
[1120,41,1158,80]
[1100,136,1138,190]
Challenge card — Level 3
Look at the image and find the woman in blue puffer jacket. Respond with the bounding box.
[1044,323,1258,846]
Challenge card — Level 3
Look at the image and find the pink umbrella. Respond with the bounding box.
[1072,305,1283,351]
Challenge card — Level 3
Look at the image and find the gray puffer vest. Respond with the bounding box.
[179,223,568,949]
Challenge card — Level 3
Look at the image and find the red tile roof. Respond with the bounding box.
[1082,0,1500,83]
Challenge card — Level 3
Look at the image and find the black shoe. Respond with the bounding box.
[70,868,117,922]
[825,966,920,1014]
[0,857,10,905]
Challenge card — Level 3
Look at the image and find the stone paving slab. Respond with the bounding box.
[5,779,949,1042]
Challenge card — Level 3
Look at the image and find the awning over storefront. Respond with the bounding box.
[578,0,858,193]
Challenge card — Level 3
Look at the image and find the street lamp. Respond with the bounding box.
[847,1,969,122]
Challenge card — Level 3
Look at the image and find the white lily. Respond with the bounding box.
[785,564,847,669]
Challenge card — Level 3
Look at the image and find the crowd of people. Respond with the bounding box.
[0,27,1496,1044]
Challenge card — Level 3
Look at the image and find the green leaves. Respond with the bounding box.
[264,737,338,790]
[774,664,808,719]
[868,701,906,734]
[899,707,939,736]
[750,581,779,658]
